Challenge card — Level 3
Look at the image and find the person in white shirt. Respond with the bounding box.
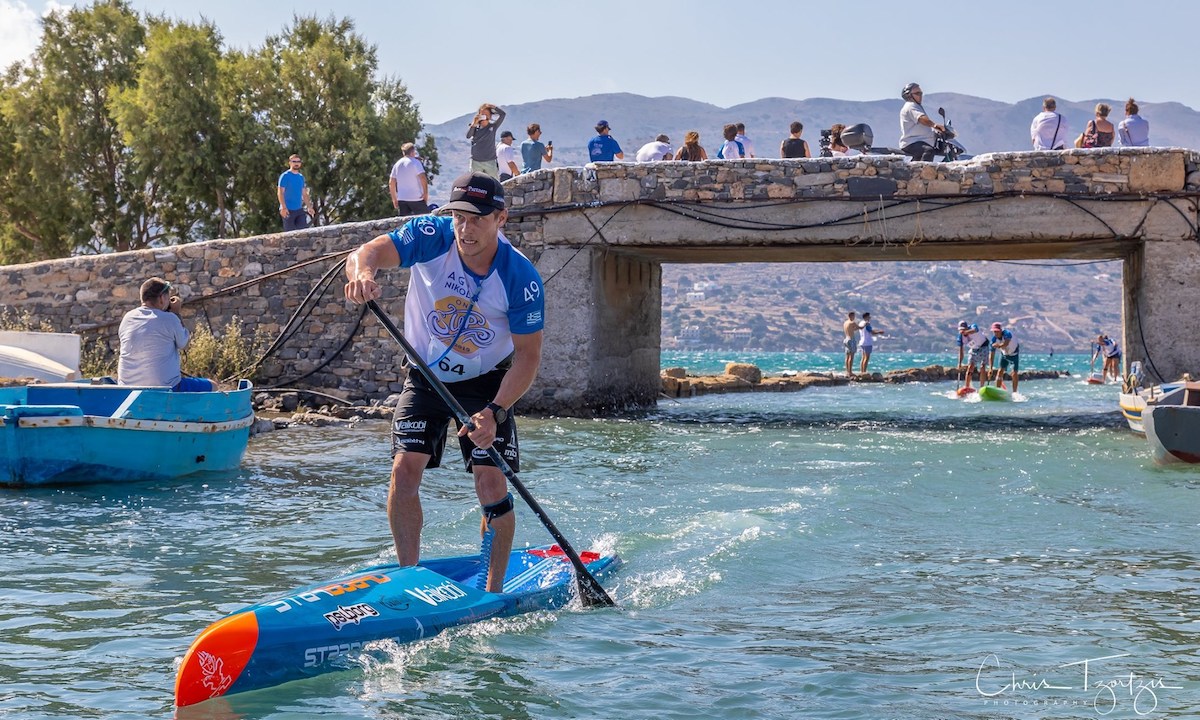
[717,123,743,160]
[635,134,674,163]
[735,123,755,158]
[495,131,519,181]
[1118,97,1150,147]
[388,143,428,216]
[118,277,215,392]
[898,82,943,161]
[1031,96,1069,151]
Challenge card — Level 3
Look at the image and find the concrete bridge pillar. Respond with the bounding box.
[528,247,661,415]
[1124,239,1200,384]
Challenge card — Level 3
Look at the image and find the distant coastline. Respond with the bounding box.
[662,363,1068,398]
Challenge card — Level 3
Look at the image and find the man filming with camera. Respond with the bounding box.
[117,277,216,392]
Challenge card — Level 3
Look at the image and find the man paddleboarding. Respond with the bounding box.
[343,172,545,593]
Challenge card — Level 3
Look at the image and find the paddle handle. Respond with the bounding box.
[365,301,615,607]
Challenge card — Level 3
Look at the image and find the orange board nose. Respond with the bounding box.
[175,611,260,707]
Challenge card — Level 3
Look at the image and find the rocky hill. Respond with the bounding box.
[660,259,1122,354]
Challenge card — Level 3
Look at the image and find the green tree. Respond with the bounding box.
[0,0,147,259]
[111,17,228,240]
[0,7,437,260]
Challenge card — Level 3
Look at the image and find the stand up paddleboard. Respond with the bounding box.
[955,386,977,397]
[175,544,621,708]
[978,385,1013,402]
[1086,373,1105,385]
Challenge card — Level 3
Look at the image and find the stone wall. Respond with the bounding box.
[3,148,1198,411]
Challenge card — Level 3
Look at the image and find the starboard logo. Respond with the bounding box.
[405,580,468,607]
[197,650,233,696]
[323,603,380,631]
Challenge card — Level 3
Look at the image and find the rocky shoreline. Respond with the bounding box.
[661,363,1069,398]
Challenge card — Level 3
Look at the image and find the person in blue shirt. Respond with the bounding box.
[277,154,313,230]
[588,120,624,162]
[520,123,554,173]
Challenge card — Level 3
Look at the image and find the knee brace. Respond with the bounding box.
[482,493,514,524]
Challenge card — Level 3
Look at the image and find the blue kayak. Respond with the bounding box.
[175,544,621,707]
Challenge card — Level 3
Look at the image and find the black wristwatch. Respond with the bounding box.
[484,402,508,425]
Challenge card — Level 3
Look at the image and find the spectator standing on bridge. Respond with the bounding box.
[1118,98,1150,147]
[520,123,553,173]
[735,123,756,158]
[635,134,674,163]
[588,120,624,162]
[496,131,519,181]
[716,124,744,160]
[781,121,810,158]
[389,143,429,216]
[277,154,312,230]
[1031,97,1069,151]
[857,312,885,375]
[674,131,708,161]
[467,102,506,178]
[118,277,216,392]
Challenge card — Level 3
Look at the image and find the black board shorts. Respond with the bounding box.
[390,366,519,473]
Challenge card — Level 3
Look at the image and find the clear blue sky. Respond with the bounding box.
[3,0,1197,124]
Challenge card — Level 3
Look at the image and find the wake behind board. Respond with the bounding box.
[175,544,621,708]
[978,385,1013,402]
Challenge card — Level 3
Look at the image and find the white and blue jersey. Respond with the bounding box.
[1100,337,1121,358]
[388,215,544,383]
[990,329,1019,356]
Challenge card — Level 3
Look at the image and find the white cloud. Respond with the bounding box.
[0,1,68,71]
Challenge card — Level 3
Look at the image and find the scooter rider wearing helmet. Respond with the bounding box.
[898,83,945,162]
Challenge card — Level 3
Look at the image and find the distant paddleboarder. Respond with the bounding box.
[857,312,885,374]
[842,311,858,376]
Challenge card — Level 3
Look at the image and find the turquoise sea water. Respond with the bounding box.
[3,352,1198,719]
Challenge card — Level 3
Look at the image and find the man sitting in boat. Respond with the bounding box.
[988,322,1021,393]
[1096,334,1122,383]
[958,323,991,392]
[117,277,216,392]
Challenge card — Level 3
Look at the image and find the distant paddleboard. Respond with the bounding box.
[978,385,1013,402]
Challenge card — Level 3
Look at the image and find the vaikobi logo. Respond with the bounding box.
[322,603,380,631]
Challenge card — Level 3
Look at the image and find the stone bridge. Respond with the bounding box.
[2,148,1198,415]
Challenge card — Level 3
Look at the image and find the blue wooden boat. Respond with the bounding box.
[174,544,622,707]
[0,380,254,486]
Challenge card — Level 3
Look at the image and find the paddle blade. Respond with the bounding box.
[577,572,616,607]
